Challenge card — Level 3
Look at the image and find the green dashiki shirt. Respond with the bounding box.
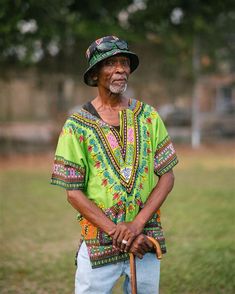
[51,98,178,268]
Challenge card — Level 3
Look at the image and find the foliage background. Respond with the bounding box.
[1,0,234,76]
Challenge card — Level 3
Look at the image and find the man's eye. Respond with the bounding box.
[105,60,115,66]
[122,60,129,66]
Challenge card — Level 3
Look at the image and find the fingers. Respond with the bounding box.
[111,223,137,250]
[112,227,128,248]
[117,237,126,249]
[116,233,135,252]
[122,240,131,252]
[120,234,136,252]
[112,229,121,247]
[111,224,122,247]
[146,238,154,251]
[113,230,127,248]
[130,246,145,259]
[108,228,116,236]
[129,234,153,258]
[139,242,149,252]
[134,252,144,259]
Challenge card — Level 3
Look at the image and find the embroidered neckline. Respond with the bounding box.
[80,98,136,128]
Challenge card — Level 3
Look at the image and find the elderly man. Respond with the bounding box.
[51,35,178,294]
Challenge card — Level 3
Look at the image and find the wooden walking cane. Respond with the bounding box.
[129,236,162,294]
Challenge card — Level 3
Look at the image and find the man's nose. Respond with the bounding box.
[115,61,125,72]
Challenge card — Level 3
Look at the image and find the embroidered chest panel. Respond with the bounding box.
[70,100,143,193]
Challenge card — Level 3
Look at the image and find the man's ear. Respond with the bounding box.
[91,66,99,81]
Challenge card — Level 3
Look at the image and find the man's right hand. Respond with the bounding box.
[129,234,154,259]
[108,221,143,252]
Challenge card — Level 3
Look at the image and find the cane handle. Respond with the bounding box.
[147,236,163,260]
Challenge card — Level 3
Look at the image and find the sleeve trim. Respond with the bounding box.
[154,157,179,176]
[154,136,178,176]
[51,178,85,190]
[51,155,86,190]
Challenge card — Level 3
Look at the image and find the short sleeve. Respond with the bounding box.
[153,112,179,176]
[51,118,88,190]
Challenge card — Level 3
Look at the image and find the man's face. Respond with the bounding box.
[96,55,131,94]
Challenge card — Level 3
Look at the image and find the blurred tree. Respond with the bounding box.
[0,0,234,146]
[1,0,234,72]
[0,0,133,65]
[127,0,235,74]
[126,0,235,147]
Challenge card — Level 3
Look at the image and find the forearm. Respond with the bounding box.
[134,170,175,230]
[66,190,116,235]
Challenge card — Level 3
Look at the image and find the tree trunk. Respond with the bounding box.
[191,35,201,148]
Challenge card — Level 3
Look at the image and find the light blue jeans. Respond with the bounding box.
[75,242,160,294]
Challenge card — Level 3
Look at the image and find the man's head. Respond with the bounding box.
[84,36,139,87]
[95,54,130,95]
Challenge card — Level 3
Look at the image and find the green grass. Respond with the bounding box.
[0,148,235,293]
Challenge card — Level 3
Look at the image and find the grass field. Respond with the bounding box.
[0,145,235,293]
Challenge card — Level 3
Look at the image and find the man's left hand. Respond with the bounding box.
[129,234,154,259]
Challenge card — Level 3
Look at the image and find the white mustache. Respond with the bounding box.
[111,75,128,82]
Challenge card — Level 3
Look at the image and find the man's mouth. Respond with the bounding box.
[112,78,127,83]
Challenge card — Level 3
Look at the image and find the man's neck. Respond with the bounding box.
[94,88,128,109]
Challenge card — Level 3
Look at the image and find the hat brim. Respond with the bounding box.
[84,49,139,87]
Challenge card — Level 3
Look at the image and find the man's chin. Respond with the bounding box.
[109,84,127,94]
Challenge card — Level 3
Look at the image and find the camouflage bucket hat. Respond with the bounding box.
[84,36,139,86]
